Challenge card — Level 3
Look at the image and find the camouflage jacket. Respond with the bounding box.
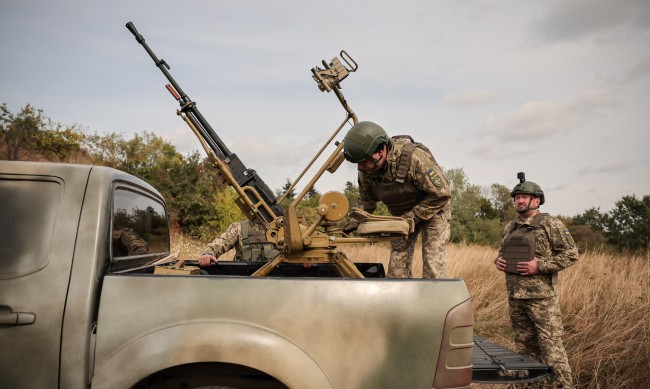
[498,213,579,299]
[357,137,451,223]
[112,228,147,256]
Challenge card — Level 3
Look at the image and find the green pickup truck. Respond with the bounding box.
[0,161,549,388]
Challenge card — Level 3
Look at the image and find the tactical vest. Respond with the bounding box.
[502,213,549,273]
[370,136,427,216]
[235,221,280,261]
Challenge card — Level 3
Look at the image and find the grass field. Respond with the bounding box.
[173,234,649,388]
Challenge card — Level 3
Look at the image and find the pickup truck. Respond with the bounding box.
[0,161,551,388]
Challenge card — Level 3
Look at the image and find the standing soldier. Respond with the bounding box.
[495,172,579,388]
[341,121,451,278]
[197,220,280,266]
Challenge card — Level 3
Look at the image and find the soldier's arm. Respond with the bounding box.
[202,222,243,258]
[117,228,148,255]
[402,148,451,223]
[537,219,579,273]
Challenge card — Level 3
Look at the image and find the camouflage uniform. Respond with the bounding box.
[498,213,579,388]
[112,228,148,256]
[358,136,451,278]
[203,220,279,261]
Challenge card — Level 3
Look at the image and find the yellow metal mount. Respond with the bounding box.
[252,191,365,278]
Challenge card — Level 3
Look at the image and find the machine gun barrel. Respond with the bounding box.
[126,22,230,158]
[126,22,282,224]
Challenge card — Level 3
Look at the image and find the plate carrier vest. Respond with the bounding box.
[235,221,280,261]
[501,213,549,274]
[370,136,430,216]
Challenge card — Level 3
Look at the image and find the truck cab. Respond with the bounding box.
[0,161,171,387]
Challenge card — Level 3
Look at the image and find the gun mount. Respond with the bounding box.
[127,22,408,278]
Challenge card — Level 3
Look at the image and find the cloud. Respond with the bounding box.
[596,161,632,174]
[576,166,593,176]
[530,0,650,42]
[470,142,536,162]
[483,100,587,143]
[479,87,618,144]
[620,57,650,84]
[443,89,500,108]
[571,87,619,113]
[575,161,632,176]
[548,183,570,192]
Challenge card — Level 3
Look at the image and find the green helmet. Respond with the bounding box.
[343,121,390,163]
[511,172,545,205]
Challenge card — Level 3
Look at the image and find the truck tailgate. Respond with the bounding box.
[472,335,551,383]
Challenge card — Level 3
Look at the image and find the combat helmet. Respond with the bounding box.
[511,172,545,205]
[343,121,390,163]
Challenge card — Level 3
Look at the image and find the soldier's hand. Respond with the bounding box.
[517,257,539,276]
[198,254,218,267]
[495,257,506,272]
[342,219,360,235]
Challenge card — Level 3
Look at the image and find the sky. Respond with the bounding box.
[2,0,649,216]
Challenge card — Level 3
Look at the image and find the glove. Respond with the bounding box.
[342,219,360,235]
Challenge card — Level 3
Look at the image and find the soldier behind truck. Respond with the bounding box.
[495,172,579,388]
[197,220,280,266]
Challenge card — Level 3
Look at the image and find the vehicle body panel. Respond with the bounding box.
[0,162,90,387]
[93,274,470,388]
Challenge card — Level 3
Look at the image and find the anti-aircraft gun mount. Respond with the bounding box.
[127,22,410,278]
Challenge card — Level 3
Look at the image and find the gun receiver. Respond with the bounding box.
[126,22,282,227]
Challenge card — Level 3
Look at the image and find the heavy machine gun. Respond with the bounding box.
[126,22,281,227]
[127,22,409,278]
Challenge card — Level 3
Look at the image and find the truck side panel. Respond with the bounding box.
[93,275,471,389]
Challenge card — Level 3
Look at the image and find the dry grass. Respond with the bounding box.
[173,236,649,388]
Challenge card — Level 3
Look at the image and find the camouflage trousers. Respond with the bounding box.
[509,296,573,389]
[387,214,450,279]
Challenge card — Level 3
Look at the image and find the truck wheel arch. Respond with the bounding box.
[91,321,332,389]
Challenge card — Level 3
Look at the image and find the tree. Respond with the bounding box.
[34,124,86,162]
[84,131,227,239]
[305,186,320,200]
[489,183,516,222]
[343,181,359,209]
[207,187,245,235]
[606,195,650,255]
[445,167,485,243]
[1,103,85,162]
[279,178,297,205]
[570,224,607,252]
[1,103,42,160]
[573,207,608,233]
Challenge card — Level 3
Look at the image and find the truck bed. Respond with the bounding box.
[122,261,551,384]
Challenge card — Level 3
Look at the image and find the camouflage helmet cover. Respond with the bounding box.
[343,121,390,163]
[511,172,545,205]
